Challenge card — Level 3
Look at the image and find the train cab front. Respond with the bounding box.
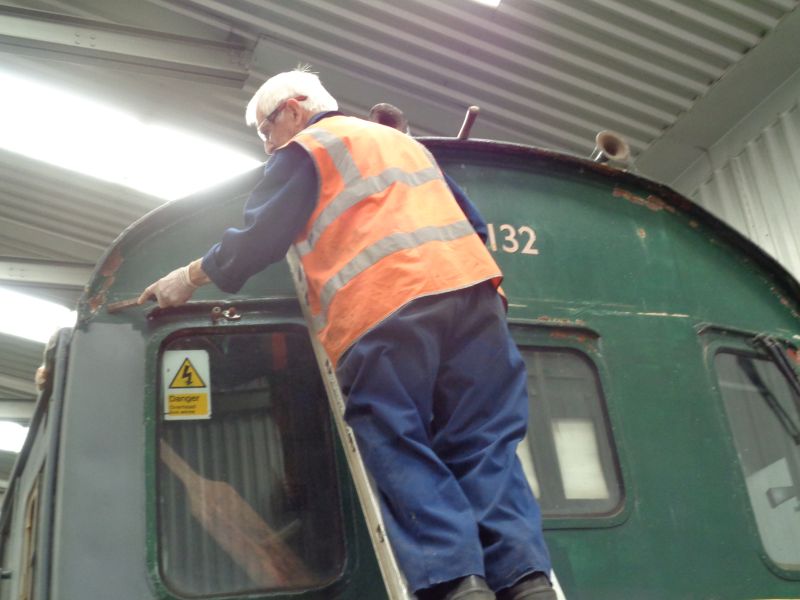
[39,169,386,600]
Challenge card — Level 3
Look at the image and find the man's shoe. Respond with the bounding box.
[496,572,556,600]
[443,575,496,600]
[420,575,496,600]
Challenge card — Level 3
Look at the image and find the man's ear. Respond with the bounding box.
[287,99,306,126]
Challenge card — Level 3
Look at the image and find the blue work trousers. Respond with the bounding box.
[336,282,551,593]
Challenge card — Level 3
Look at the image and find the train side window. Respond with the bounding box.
[714,350,800,570]
[516,347,622,517]
[157,329,345,597]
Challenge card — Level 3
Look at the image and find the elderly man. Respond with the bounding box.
[139,69,554,600]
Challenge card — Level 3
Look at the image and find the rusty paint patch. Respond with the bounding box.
[536,315,587,326]
[788,348,800,365]
[770,287,800,320]
[613,187,675,213]
[87,275,115,313]
[549,330,589,344]
[99,247,124,277]
[637,228,646,239]
[85,248,125,312]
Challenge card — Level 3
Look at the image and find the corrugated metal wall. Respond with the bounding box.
[691,98,800,279]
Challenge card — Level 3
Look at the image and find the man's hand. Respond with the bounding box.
[138,260,208,308]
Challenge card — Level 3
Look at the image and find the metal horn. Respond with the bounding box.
[590,130,630,166]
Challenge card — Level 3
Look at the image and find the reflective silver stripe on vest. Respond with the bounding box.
[310,219,476,332]
[296,166,443,257]
[295,125,443,257]
[302,126,362,183]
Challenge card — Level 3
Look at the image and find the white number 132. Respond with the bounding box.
[487,224,539,255]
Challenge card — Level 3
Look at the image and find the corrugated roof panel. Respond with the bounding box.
[496,4,711,93]
[526,0,724,78]
[161,0,796,156]
[711,0,783,27]
[596,0,756,58]
[349,3,672,139]
[0,149,161,261]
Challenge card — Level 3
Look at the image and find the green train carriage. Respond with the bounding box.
[1,137,800,600]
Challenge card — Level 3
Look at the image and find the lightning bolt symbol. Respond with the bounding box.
[181,363,193,386]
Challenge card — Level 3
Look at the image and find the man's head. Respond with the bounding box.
[246,68,338,154]
[368,103,410,134]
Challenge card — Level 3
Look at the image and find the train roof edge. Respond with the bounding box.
[77,137,800,320]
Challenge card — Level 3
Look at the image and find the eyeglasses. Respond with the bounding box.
[256,95,308,141]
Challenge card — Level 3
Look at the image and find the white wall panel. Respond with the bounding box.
[692,99,800,279]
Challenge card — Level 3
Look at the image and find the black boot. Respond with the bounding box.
[496,572,556,600]
[419,575,496,600]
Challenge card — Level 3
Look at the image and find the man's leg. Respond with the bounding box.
[336,295,486,593]
[431,283,552,592]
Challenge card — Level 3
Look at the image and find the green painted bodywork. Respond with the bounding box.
[431,142,800,599]
[5,139,800,600]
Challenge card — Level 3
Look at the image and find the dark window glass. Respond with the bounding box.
[517,348,621,517]
[158,330,345,596]
[715,351,800,570]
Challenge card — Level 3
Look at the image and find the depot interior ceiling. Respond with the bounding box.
[1,0,799,440]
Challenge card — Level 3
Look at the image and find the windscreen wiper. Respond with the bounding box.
[754,335,800,439]
[737,352,800,445]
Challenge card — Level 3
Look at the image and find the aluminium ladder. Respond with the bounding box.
[287,247,415,599]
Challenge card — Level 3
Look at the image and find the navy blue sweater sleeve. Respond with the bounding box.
[443,172,487,243]
[201,143,318,293]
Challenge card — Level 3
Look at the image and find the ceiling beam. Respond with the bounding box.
[0,258,93,287]
[0,375,36,397]
[0,400,35,421]
[0,5,251,87]
[250,38,546,148]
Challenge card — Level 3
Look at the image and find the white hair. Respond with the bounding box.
[245,67,338,126]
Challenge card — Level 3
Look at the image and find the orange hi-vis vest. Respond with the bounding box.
[288,115,503,366]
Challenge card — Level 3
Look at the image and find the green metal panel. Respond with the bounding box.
[436,142,800,599]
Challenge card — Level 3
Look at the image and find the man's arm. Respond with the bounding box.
[443,172,488,244]
[137,258,209,307]
[138,144,318,308]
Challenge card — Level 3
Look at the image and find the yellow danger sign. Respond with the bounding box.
[167,393,209,417]
[168,358,207,389]
[163,350,211,420]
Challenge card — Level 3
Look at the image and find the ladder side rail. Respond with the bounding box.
[287,248,415,600]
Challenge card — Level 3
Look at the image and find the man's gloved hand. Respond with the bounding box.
[138,264,198,308]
